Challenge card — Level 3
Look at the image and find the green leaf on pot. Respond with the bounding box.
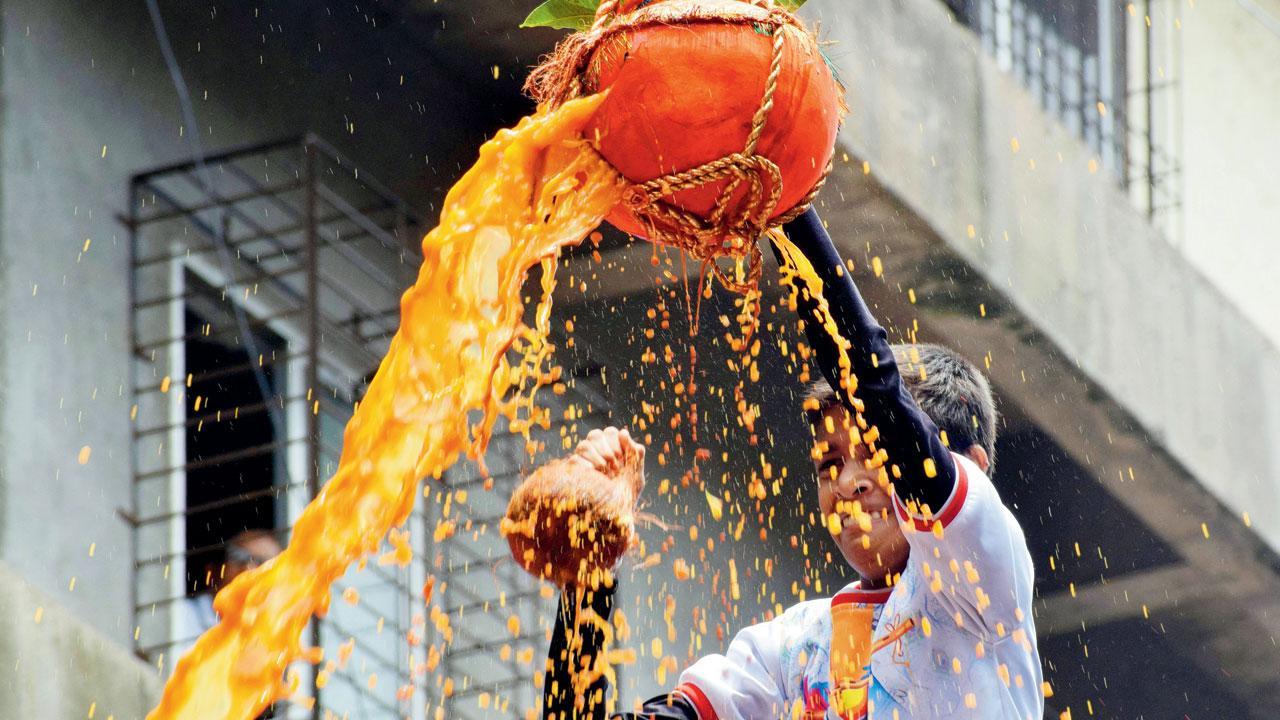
[521,0,602,30]
[522,0,807,31]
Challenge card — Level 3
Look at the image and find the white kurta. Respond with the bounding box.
[675,453,1042,720]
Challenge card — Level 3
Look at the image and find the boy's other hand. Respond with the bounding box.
[573,426,646,489]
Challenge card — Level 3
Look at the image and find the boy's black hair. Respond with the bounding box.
[805,343,999,471]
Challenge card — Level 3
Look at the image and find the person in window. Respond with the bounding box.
[176,528,282,658]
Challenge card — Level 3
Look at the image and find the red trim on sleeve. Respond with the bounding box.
[893,454,970,532]
[831,582,893,607]
[675,682,718,720]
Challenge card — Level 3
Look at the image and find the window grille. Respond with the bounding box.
[950,0,1183,236]
[126,136,427,718]
[125,136,611,718]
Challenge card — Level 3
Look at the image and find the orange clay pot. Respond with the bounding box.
[580,0,843,241]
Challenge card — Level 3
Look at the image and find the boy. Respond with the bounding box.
[543,209,1041,719]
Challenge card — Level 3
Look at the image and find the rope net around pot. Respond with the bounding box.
[525,0,844,294]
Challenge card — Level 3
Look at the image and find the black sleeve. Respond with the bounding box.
[773,208,955,509]
[543,582,615,720]
[543,581,698,720]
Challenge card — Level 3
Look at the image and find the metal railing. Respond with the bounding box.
[949,0,1183,236]
[430,367,613,720]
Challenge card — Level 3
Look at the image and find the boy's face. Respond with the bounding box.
[813,406,911,586]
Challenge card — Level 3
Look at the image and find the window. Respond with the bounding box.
[128,137,434,718]
[182,274,287,600]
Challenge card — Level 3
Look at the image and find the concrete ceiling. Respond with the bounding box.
[405,0,556,64]
[394,0,562,122]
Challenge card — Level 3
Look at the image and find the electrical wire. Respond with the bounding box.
[143,0,292,474]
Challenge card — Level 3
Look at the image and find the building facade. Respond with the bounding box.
[0,0,1277,718]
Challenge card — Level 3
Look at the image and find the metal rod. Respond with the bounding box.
[130,135,303,184]
[313,659,407,717]
[134,438,297,482]
[134,435,333,495]
[130,266,305,313]
[128,176,143,656]
[133,350,304,400]
[310,632,407,693]
[129,482,302,527]
[135,179,304,226]
[304,140,325,720]
[1145,0,1156,219]
[134,307,305,354]
[133,383,355,439]
[136,526,292,570]
[133,202,403,268]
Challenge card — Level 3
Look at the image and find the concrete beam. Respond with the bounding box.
[1037,564,1211,631]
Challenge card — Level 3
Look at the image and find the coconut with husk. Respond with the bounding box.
[502,451,643,589]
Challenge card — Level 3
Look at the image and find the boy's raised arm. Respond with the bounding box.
[543,581,703,720]
[539,426,700,720]
[773,208,956,511]
[543,582,615,720]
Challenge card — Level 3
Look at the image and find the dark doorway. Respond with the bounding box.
[183,272,287,594]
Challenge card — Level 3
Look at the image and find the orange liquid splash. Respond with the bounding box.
[769,228,894,492]
[147,95,624,720]
[768,227,859,409]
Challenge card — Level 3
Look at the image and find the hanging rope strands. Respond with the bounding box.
[525,0,845,293]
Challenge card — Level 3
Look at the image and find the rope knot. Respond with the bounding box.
[622,185,651,210]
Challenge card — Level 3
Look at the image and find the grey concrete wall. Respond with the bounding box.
[0,0,493,647]
[802,0,1280,550]
[1176,0,1280,347]
[0,560,159,719]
